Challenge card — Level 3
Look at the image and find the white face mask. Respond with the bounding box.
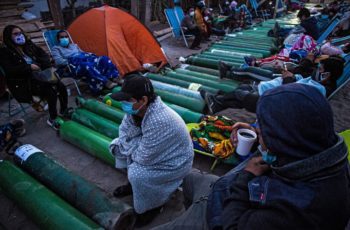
[189,11,195,17]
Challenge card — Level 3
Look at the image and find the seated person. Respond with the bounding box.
[317,8,331,33]
[203,7,226,36]
[51,30,119,94]
[0,25,68,128]
[109,74,194,226]
[0,119,25,154]
[204,56,344,114]
[181,8,202,50]
[221,1,232,16]
[154,83,350,230]
[297,8,320,40]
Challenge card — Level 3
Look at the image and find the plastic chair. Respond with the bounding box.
[164,7,193,48]
[43,30,82,96]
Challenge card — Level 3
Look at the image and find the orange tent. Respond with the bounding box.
[68,5,167,76]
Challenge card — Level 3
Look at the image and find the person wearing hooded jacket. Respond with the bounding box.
[152,83,350,230]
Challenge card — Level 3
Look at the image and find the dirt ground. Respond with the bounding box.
[0,24,349,230]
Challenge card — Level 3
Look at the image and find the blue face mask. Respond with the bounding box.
[258,145,277,165]
[121,101,144,115]
[59,38,69,47]
[13,34,26,45]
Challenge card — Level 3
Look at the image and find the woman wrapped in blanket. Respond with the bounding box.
[51,30,119,94]
[203,56,345,114]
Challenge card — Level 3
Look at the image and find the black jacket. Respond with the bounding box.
[301,16,320,40]
[207,137,350,230]
[0,43,51,102]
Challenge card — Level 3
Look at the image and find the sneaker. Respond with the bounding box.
[204,93,221,114]
[113,183,133,198]
[218,61,230,79]
[47,118,59,130]
[199,89,208,100]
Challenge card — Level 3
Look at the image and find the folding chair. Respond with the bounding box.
[331,35,350,46]
[317,15,341,44]
[0,67,28,117]
[248,0,271,21]
[164,7,193,48]
[43,30,82,96]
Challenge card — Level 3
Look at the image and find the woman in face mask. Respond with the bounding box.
[0,25,68,129]
[51,30,119,94]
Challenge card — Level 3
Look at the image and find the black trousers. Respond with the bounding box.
[215,84,259,113]
[185,27,202,49]
[31,79,68,119]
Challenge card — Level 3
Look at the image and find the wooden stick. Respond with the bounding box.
[153,27,172,37]
[157,32,172,42]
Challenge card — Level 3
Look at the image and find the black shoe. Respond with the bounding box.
[47,118,60,131]
[113,183,132,198]
[205,93,222,114]
[273,22,281,38]
[218,61,230,79]
[199,89,208,100]
[135,206,163,227]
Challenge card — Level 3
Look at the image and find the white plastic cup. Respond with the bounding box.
[236,129,257,156]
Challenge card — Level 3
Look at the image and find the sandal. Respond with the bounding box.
[31,102,44,112]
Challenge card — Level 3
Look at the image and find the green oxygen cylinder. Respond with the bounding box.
[0,160,102,230]
[14,145,135,230]
[59,120,114,166]
[186,56,241,69]
[165,71,236,93]
[103,94,203,123]
[72,108,120,139]
[183,65,220,76]
[77,97,125,124]
[109,87,206,113]
[146,73,219,94]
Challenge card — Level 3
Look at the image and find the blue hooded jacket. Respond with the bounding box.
[207,84,350,230]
